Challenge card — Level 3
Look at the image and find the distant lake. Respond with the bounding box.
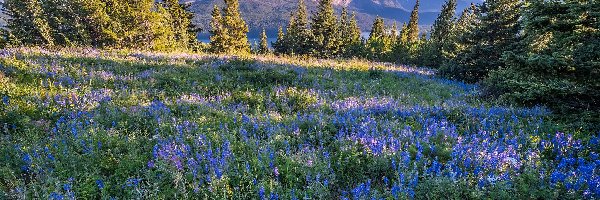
[198,32,371,47]
[199,36,277,47]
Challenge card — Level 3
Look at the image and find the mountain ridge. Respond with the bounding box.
[189,0,482,37]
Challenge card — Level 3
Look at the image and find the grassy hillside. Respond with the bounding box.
[0,48,598,199]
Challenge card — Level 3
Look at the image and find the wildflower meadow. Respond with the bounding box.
[0,48,598,199]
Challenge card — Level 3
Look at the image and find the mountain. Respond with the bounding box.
[189,0,483,37]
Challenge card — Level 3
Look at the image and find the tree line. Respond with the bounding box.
[1,0,598,125]
[0,0,200,51]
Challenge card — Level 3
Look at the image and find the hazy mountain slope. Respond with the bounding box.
[190,0,482,36]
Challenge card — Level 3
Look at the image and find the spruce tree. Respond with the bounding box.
[285,0,313,55]
[209,5,227,53]
[448,3,477,59]
[369,17,385,40]
[258,28,269,54]
[367,17,389,60]
[428,0,457,67]
[345,12,363,58]
[162,0,200,49]
[392,23,411,64]
[338,7,350,55]
[484,0,600,125]
[3,0,54,46]
[219,0,251,54]
[442,0,521,83]
[406,0,420,43]
[389,22,398,46]
[311,0,340,57]
[273,25,286,55]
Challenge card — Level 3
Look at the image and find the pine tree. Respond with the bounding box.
[338,7,350,55]
[406,0,420,43]
[367,17,389,60]
[311,0,340,57]
[3,0,54,46]
[345,12,363,58]
[162,0,200,49]
[389,22,398,45]
[273,25,286,55]
[209,5,227,53]
[392,23,411,64]
[285,0,314,55]
[369,17,385,40]
[448,3,477,59]
[442,0,521,83]
[258,28,269,54]
[484,0,600,124]
[221,0,251,54]
[428,0,457,67]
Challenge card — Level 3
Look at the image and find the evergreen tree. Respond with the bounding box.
[369,17,385,39]
[406,0,420,43]
[209,0,250,54]
[366,17,390,60]
[209,5,227,53]
[427,0,457,67]
[2,0,195,50]
[311,0,341,57]
[285,0,313,55]
[392,23,411,64]
[447,3,478,60]
[273,25,287,55]
[484,0,600,126]
[441,0,521,83]
[258,28,269,54]
[389,22,398,45]
[162,0,200,49]
[220,0,251,54]
[399,23,409,44]
[338,7,350,55]
[2,0,54,46]
[345,12,364,58]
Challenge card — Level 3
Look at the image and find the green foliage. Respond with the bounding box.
[425,0,457,67]
[209,0,251,54]
[279,0,314,56]
[258,29,270,54]
[440,0,522,83]
[311,0,341,58]
[366,17,391,60]
[1,0,199,50]
[338,8,363,58]
[407,0,420,43]
[483,0,600,129]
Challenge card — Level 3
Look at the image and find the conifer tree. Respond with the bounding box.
[285,0,313,55]
[406,0,420,43]
[345,12,363,58]
[428,0,457,67]
[484,0,600,122]
[338,7,350,55]
[369,17,385,40]
[441,0,521,83]
[220,0,251,54]
[447,3,477,60]
[3,0,54,46]
[162,0,200,49]
[389,22,398,45]
[367,17,389,60]
[311,0,341,57]
[258,28,269,54]
[273,25,286,55]
[209,5,227,53]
